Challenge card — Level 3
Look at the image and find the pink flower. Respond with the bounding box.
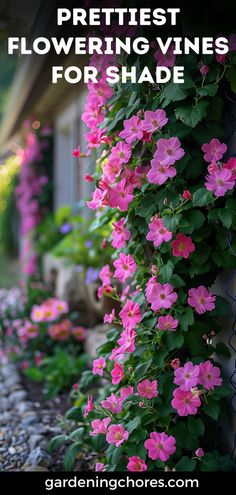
[147,159,176,185]
[95,463,106,472]
[146,217,172,247]
[182,190,192,200]
[216,54,226,64]
[195,448,205,458]
[72,145,81,158]
[101,393,123,414]
[120,386,134,400]
[174,362,200,391]
[171,233,195,259]
[200,65,209,76]
[84,396,94,418]
[112,218,131,248]
[144,432,176,461]
[90,418,111,436]
[157,315,178,331]
[111,363,125,385]
[146,282,177,312]
[104,309,115,324]
[117,328,136,353]
[119,116,143,144]
[99,264,113,287]
[205,169,235,197]
[202,138,227,163]
[198,360,222,390]
[138,379,158,399]
[119,300,141,331]
[84,174,93,182]
[141,109,168,133]
[188,286,216,314]
[92,357,106,377]
[102,158,123,184]
[224,157,236,179]
[106,424,129,447]
[154,44,176,67]
[110,141,132,164]
[171,358,180,370]
[154,137,185,166]
[113,253,136,283]
[31,305,44,323]
[87,187,109,210]
[171,388,201,416]
[127,457,147,472]
[72,326,87,342]
[109,179,134,211]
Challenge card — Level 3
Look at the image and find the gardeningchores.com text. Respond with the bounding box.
[44,476,199,491]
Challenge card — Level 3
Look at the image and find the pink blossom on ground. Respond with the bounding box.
[205,169,235,197]
[198,361,222,390]
[119,116,143,144]
[171,388,201,416]
[119,300,141,331]
[109,179,134,211]
[120,386,134,401]
[146,282,177,312]
[111,218,131,248]
[127,457,148,472]
[202,138,227,162]
[110,141,132,164]
[146,217,172,247]
[188,286,216,314]
[92,357,106,377]
[171,233,195,259]
[141,109,168,133]
[84,396,94,418]
[90,418,111,436]
[154,44,176,67]
[144,432,176,461]
[101,393,123,414]
[104,309,115,324]
[95,463,106,472]
[138,379,158,399]
[154,137,185,166]
[174,362,200,391]
[147,159,177,185]
[111,363,125,385]
[157,315,178,331]
[113,253,136,283]
[195,448,205,458]
[106,424,129,447]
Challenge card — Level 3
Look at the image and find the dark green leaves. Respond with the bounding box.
[175,100,209,128]
[192,188,213,207]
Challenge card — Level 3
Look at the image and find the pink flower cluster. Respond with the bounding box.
[172,360,222,416]
[48,321,87,342]
[31,298,69,323]
[147,137,185,186]
[202,139,236,197]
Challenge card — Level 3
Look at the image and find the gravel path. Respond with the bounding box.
[0,363,65,471]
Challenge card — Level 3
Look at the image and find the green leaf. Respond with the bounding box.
[197,84,218,97]
[162,213,182,232]
[165,331,184,351]
[219,209,232,229]
[175,100,209,128]
[48,435,68,452]
[203,399,220,420]
[184,210,205,233]
[192,188,213,207]
[180,307,194,331]
[160,81,193,107]
[136,194,157,218]
[65,407,83,421]
[64,442,82,471]
[187,417,205,437]
[176,456,197,472]
[158,261,174,283]
[126,416,141,434]
[68,428,85,442]
[135,358,153,380]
